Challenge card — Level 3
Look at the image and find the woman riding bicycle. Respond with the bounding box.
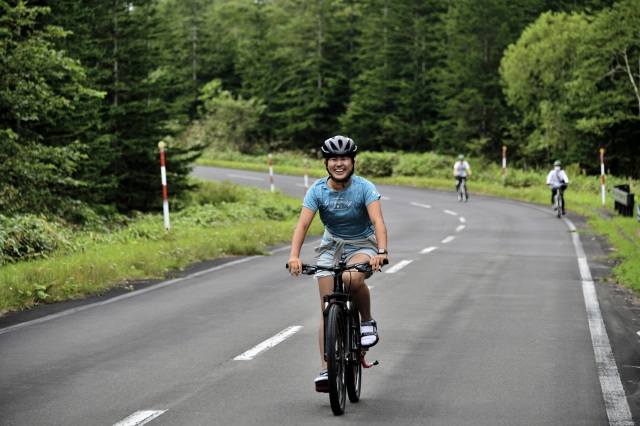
[546,160,570,215]
[287,135,389,393]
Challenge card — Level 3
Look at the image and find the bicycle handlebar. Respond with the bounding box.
[286,259,389,275]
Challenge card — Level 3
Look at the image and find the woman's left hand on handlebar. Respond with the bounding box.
[370,254,387,272]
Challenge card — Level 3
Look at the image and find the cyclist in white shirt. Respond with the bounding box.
[453,154,472,196]
[546,160,570,215]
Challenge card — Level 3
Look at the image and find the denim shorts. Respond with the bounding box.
[314,242,377,279]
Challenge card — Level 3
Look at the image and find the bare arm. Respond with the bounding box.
[366,199,388,271]
[288,206,316,275]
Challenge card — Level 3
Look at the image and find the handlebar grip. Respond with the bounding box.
[382,259,389,265]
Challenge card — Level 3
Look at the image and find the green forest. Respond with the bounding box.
[2,0,639,220]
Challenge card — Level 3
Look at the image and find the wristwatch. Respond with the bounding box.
[378,248,388,255]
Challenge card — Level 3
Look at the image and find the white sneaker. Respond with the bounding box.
[314,369,328,393]
[361,319,379,348]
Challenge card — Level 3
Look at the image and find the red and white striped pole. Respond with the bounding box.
[304,159,309,193]
[158,141,170,231]
[600,148,606,205]
[268,154,275,192]
[502,145,507,185]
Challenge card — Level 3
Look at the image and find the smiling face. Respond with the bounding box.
[325,156,354,182]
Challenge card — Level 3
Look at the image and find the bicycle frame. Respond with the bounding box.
[286,259,386,415]
[315,261,381,368]
[457,177,467,202]
[556,187,564,218]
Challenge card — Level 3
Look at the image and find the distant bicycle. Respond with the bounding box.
[286,260,387,415]
[555,186,565,218]
[457,177,468,202]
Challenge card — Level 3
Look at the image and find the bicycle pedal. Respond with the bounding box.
[362,359,379,368]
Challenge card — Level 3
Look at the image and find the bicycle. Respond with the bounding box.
[457,177,468,202]
[555,186,565,218]
[286,259,387,415]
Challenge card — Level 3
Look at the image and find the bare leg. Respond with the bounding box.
[344,253,373,321]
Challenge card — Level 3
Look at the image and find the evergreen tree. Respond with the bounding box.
[342,0,445,152]
[0,1,104,218]
[236,0,355,148]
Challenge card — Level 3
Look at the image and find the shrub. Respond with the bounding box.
[357,152,396,177]
[0,215,79,265]
[393,152,451,178]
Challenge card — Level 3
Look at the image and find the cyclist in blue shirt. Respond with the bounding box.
[287,135,389,393]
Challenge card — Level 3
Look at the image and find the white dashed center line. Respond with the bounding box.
[114,410,166,426]
[234,326,303,360]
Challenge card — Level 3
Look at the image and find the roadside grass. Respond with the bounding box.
[0,181,323,314]
[590,216,640,292]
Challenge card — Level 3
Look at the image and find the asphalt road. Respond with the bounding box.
[1,165,639,425]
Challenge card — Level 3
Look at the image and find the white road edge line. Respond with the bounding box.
[385,260,413,274]
[234,326,303,360]
[113,410,166,426]
[443,209,458,216]
[566,220,634,425]
[441,236,455,244]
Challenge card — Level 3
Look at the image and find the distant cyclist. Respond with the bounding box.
[453,154,472,197]
[287,135,388,393]
[546,160,569,215]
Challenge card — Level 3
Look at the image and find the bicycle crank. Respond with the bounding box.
[361,348,379,368]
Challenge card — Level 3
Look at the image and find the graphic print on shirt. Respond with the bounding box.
[326,196,354,211]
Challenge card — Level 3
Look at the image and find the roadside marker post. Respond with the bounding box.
[304,159,309,194]
[158,141,170,231]
[502,146,507,185]
[600,148,606,206]
[268,154,275,193]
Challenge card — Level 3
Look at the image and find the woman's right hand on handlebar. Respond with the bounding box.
[287,257,303,276]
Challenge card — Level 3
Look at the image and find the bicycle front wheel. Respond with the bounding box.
[346,306,362,403]
[326,304,346,415]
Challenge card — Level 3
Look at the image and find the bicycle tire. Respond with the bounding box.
[556,191,562,218]
[326,304,346,415]
[346,306,362,403]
